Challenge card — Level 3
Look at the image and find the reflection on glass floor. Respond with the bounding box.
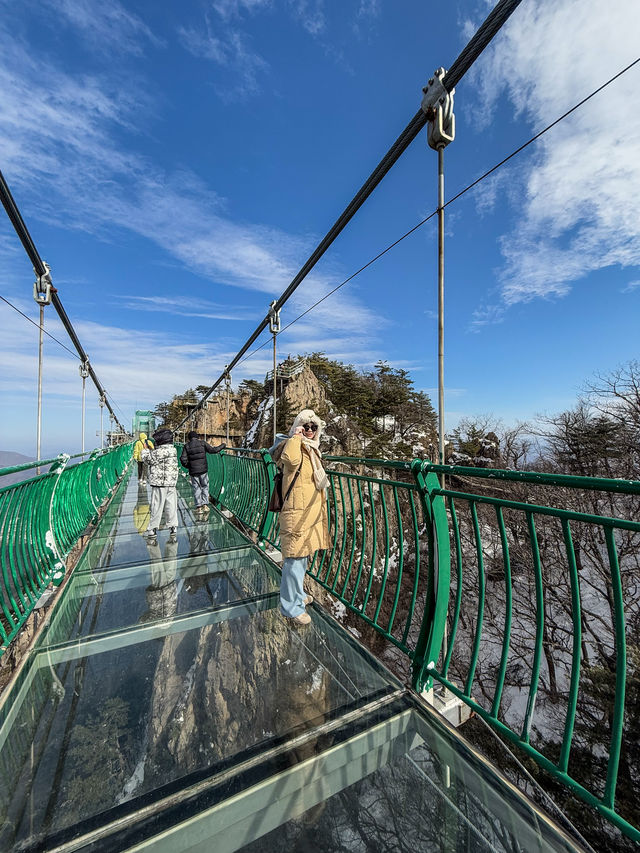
[0,469,581,852]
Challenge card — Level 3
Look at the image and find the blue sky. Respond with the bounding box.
[0,0,639,458]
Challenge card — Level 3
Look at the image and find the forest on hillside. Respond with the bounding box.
[154,355,640,481]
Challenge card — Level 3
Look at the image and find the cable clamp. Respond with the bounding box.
[224,365,232,389]
[268,300,281,334]
[421,67,455,150]
[79,359,90,379]
[33,261,53,305]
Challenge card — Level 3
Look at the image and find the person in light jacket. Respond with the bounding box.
[179,431,225,519]
[142,427,179,541]
[272,409,329,625]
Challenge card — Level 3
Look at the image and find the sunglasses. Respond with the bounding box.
[302,423,318,432]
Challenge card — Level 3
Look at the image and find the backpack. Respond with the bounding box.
[268,456,303,513]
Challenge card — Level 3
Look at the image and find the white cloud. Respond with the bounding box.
[212,0,273,21]
[178,24,269,100]
[120,295,256,321]
[0,23,377,341]
[468,0,640,305]
[622,279,640,293]
[41,0,162,55]
[469,302,506,331]
[287,0,326,35]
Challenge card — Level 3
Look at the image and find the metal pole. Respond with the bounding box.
[79,361,89,454]
[36,303,44,472]
[225,368,231,445]
[99,395,105,448]
[438,145,445,472]
[268,300,280,445]
[81,374,86,454]
[272,332,277,443]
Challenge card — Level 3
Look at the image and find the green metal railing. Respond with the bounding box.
[415,461,640,845]
[206,449,640,844]
[0,443,133,655]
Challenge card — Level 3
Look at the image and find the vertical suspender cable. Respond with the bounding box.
[36,303,44,470]
[437,147,445,470]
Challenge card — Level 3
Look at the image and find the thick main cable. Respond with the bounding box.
[0,168,126,431]
[232,55,640,373]
[177,0,524,428]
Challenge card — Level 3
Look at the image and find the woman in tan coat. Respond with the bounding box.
[272,409,330,625]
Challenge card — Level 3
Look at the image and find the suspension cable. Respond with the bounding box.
[0,293,79,359]
[0,169,127,432]
[230,55,640,373]
[175,0,524,428]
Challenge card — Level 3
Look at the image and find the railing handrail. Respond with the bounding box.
[0,446,121,479]
[0,443,133,656]
[207,448,640,845]
[420,460,640,494]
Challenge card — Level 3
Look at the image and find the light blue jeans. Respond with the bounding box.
[190,473,209,508]
[280,556,309,618]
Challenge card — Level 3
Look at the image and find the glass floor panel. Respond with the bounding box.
[40,548,282,646]
[0,467,582,852]
[76,512,249,571]
[0,601,397,851]
[230,707,580,853]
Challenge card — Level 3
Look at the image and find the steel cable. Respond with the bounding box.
[231,55,640,373]
[177,0,524,426]
[0,293,79,359]
[0,169,126,431]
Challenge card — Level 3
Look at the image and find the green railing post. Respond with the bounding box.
[257,449,278,547]
[47,454,70,585]
[410,460,451,693]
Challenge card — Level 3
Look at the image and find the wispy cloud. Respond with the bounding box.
[469,302,506,332]
[287,0,326,35]
[40,0,162,55]
[0,22,376,332]
[622,279,640,293]
[212,0,273,21]
[121,295,256,321]
[178,23,269,100]
[0,1,387,439]
[466,0,640,306]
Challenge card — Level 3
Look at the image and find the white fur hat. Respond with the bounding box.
[288,409,326,438]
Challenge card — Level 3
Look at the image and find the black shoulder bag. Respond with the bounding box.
[268,457,303,513]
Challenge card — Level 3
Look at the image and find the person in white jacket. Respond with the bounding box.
[142,427,179,542]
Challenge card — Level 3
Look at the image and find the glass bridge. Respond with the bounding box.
[0,465,582,853]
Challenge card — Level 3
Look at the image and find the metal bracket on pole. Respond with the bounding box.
[421,67,455,150]
[268,300,281,334]
[33,261,53,305]
[79,360,90,454]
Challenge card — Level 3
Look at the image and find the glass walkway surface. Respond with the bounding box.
[0,470,583,853]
